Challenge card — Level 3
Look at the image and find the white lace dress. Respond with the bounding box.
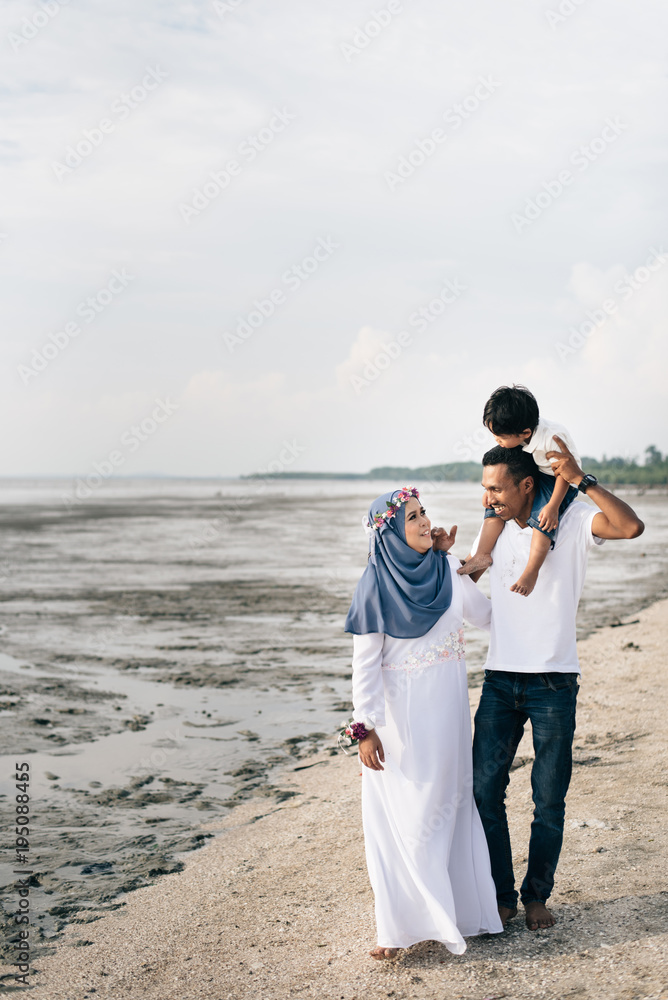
[352,554,503,951]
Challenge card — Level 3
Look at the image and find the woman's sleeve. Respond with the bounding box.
[458,571,492,631]
[351,632,385,731]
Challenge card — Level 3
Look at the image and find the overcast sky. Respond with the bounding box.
[2,0,667,477]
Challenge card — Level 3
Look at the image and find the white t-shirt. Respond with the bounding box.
[523,416,581,477]
[472,500,603,674]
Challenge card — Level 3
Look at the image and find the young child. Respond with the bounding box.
[459,385,581,597]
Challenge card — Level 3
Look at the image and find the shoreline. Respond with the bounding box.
[14,596,668,1000]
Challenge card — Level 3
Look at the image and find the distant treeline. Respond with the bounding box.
[366,463,481,482]
[579,446,668,485]
[244,446,668,486]
[242,471,369,480]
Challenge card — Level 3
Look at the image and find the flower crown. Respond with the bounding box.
[368,485,420,531]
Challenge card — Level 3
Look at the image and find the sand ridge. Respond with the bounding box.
[12,599,668,1000]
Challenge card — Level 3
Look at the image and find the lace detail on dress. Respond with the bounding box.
[382,629,465,673]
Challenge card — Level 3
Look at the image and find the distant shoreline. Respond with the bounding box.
[242,458,668,487]
[243,472,668,487]
[0,449,665,488]
[242,444,668,486]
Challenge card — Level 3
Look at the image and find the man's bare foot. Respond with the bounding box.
[370,946,398,960]
[498,905,518,926]
[457,552,493,576]
[524,900,556,930]
[510,568,539,596]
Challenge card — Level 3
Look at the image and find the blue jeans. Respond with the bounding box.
[472,670,578,908]
[484,472,578,542]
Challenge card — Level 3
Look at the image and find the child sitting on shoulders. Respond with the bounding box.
[458,384,581,597]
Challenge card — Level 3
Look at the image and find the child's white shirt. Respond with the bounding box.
[523,417,581,476]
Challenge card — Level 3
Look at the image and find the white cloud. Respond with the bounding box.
[1,0,667,474]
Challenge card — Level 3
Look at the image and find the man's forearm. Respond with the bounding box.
[588,484,644,539]
[546,436,644,540]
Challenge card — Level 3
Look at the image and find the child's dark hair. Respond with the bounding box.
[483,385,539,436]
[482,445,539,486]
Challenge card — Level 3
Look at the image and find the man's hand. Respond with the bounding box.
[538,501,560,533]
[545,435,584,486]
[431,525,458,552]
[358,730,385,771]
[548,434,644,540]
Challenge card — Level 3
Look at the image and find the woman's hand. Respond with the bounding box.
[431,525,458,552]
[358,730,385,771]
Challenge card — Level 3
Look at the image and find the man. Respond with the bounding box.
[461,437,643,931]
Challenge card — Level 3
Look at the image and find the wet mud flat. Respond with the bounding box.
[0,488,355,966]
[0,650,345,969]
[0,480,665,971]
[0,624,348,967]
[22,599,668,1000]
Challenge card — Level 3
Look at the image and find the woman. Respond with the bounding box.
[345,486,502,959]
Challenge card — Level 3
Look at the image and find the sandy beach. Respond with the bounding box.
[14,596,667,1000]
[2,480,662,950]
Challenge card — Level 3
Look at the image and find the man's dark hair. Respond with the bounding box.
[482,445,539,486]
[483,384,539,435]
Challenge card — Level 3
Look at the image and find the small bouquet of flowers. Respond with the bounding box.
[337,718,370,755]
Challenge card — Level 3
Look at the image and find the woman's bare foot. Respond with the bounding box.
[498,904,518,926]
[510,567,539,596]
[370,946,398,960]
[457,552,493,576]
[524,900,555,930]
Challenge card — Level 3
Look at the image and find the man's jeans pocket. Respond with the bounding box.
[539,672,579,692]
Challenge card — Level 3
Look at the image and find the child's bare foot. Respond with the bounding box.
[370,946,398,960]
[510,568,539,596]
[524,901,555,930]
[457,553,493,576]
